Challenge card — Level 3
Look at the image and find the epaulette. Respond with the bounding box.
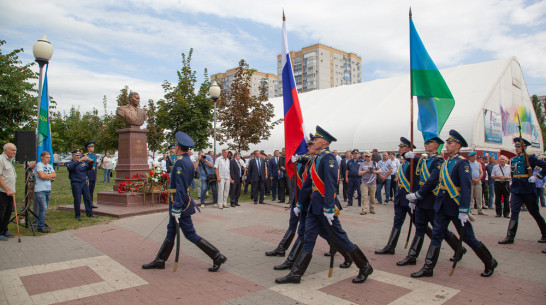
[177,156,183,160]
[324,150,331,154]
[458,156,465,159]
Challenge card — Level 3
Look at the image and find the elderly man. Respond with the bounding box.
[215,149,231,209]
[34,151,56,233]
[491,155,511,218]
[498,137,546,245]
[411,130,497,278]
[0,143,17,241]
[376,152,393,204]
[468,152,486,215]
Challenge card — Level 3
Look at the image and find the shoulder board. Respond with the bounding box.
[458,156,465,159]
[177,156,183,160]
[529,153,535,156]
[324,150,331,154]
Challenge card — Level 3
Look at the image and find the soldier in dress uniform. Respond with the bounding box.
[165,144,177,173]
[400,137,465,266]
[276,126,372,284]
[67,149,97,221]
[498,137,546,244]
[273,134,352,271]
[84,141,98,208]
[346,149,362,207]
[142,132,227,272]
[375,137,416,255]
[411,130,497,278]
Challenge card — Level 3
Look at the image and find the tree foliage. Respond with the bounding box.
[156,49,213,151]
[216,59,282,152]
[531,94,546,148]
[0,40,38,144]
[145,98,164,157]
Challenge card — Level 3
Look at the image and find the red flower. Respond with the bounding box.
[125,176,129,179]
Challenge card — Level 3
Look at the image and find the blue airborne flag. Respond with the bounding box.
[37,65,53,163]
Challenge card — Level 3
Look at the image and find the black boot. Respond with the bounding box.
[275,250,312,284]
[274,239,303,270]
[337,246,353,269]
[537,218,546,243]
[397,235,424,266]
[196,239,227,272]
[266,229,295,257]
[445,232,467,262]
[498,220,518,244]
[349,245,373,283]
[411,245,440,278]
[375,227,400,255]
[473,242,498,277]
[142,239,174,269]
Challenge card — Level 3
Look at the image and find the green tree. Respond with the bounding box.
[532,94,546,147]
[216,59,282,152]
[145,98,164,157]
[157,49,213,151]
[100,87,130,153]
[0,40,38,144]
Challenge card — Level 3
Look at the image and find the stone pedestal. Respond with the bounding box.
[97,126,160,206]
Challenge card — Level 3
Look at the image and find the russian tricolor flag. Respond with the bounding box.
[282,12,308,178]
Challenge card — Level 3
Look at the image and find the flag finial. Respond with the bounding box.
[409,7,412,18]
[283,9,286,21]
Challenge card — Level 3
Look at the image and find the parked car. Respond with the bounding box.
[59,156,73,166]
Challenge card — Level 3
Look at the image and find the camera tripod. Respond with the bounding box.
[9,162,46,236]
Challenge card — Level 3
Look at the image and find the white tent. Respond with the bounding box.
[247,57,542,155]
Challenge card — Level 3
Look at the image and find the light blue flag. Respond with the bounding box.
[37,65,53,163]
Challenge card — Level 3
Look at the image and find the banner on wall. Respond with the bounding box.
[484,109,502,144]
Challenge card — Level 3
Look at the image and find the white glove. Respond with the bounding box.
[458,213,469,226]
[404,151,416,159]
[409,202,416,213]
[291,155,297,163]
[406,193,418,202]
[529,176,537,183]
[293,206,301,217]
[324,212,334,225]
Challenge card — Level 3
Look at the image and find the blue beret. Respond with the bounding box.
[446,130,468,147]
[168,144,176,149]
[425,136,445,145]
[86,141,95,148]
[314,125,337,143]
[468,151,477,157]
[399,137,416,149]
[513,137,531,146]
[352,149,360,154]
[71,149,82,154]
[175,131,194,148]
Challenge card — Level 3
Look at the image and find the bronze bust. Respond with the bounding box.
[116,92,147,127]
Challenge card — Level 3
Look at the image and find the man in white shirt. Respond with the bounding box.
[215,149,231,209]
[34,151,56,233]
[491,155,511,218]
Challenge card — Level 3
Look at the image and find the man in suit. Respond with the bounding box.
[248,150,267,204]
[279,148,290,203]
[340,151,350,202]
[269,150,283,202]
[230,152,245,207]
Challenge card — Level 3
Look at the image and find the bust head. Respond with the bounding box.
[129,92,140,107]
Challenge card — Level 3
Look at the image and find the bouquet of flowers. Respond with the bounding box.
[117,167,170,195]
[145,166,170,191]
[117,174,145,194]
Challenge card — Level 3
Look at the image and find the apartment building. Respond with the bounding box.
[211,69,278,98]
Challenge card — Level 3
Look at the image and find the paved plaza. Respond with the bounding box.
[1,201,545,305]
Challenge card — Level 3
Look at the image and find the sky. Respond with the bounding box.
[1,0,546,115]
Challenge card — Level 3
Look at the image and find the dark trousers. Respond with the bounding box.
[495,181,510,216]
[342,180,348,201]
[415,207,455,240]
[347,178,361,206]
[393,204,411,230]
[271,177,284,200]
[230,178,242,204]
[265,177,271,195]
[166,213,202,244]
[482,180,489,207]
[510,193,546,227]
[252,178,265,203]
[280,175,290,202]
[244,176,251,194]
[390,175,396,199]
[431,210,481,249]
[71,181,93,218]
[303,213,355,253]
[88,179,96,202]
[0,192,13,235]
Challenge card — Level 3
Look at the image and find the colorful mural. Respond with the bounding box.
[500,104,540,147]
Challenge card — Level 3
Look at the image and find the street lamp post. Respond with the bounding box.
[209,80,221,160]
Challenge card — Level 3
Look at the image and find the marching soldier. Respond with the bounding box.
[142,132,227,272]
[165,144,177,173]
[375,137,416,255]
[411,130,497,278]
[401,137,465,266]
[84,141,98,208]
[498,137,546,244]
[67,149,97,221]
[276,126,372,284]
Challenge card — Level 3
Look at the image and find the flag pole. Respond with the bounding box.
[406,7,415,249]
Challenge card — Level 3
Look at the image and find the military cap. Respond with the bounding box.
[446,129,468,147]
[175,131,195,148]
[85,141,95,148]
[314,125,337,143]
[399,137,416,149]
[307,133,315,144]
[351,149,360,154]
[71,149,82,154]
[513,137,531,146]
[468,151,477,157]
[425,136,445,145]
[168,144,176,149]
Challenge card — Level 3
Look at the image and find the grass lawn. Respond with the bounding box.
[8,164,262,237]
